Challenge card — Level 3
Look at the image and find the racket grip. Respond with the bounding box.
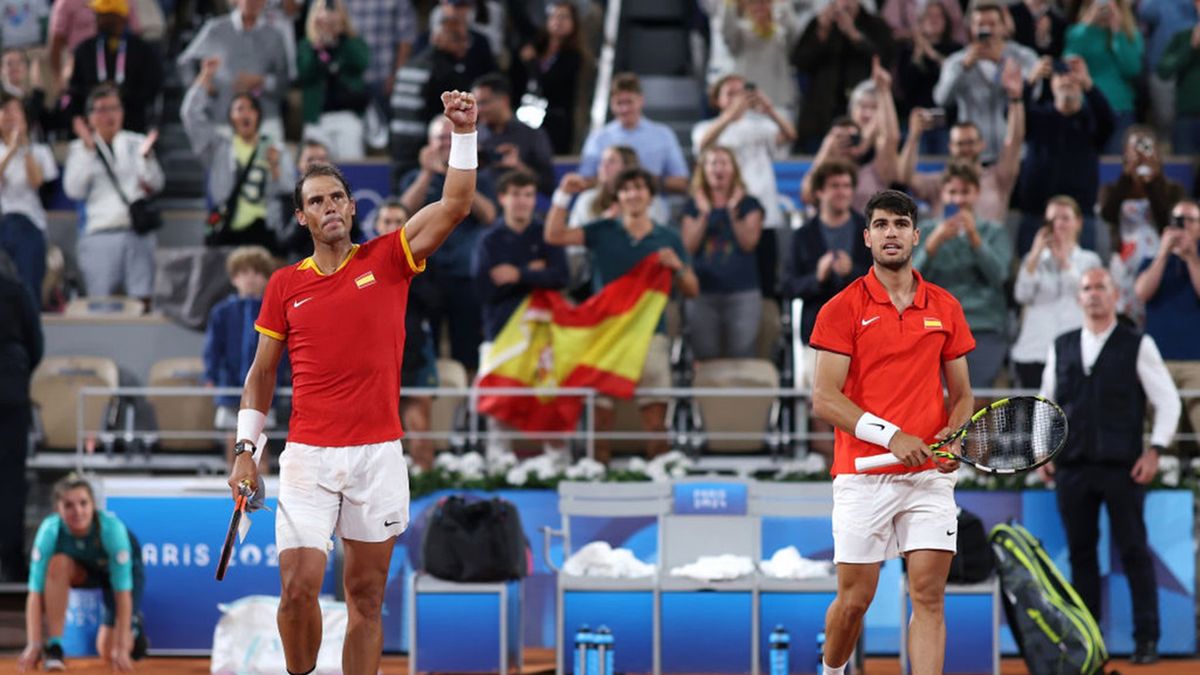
[855,453,903,472]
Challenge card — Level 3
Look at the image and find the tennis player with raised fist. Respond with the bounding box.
[809,189,976,675]
[226,90,478,675]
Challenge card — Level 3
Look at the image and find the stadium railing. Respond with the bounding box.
[37,386,1200,475]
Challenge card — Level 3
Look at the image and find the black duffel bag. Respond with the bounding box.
[421,495,529,582]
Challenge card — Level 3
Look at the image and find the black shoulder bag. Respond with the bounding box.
[94,137,162,235]
[206,140,261,242]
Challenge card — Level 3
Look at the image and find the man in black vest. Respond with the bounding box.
[1037,267,1180,665]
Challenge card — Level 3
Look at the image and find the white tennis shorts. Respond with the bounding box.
[275,438,410,552]
[831,470,958,563]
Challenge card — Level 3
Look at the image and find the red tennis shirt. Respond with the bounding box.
[255,229,425,447]
[809,267,975,476]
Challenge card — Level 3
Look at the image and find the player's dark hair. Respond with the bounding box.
[864,189,918,224]
[53,472,95,505]
[497,170,538,194]
[613,166,658,197]
[810,159,858,192]
[294,163,353,211]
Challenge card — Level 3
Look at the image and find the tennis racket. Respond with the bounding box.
[854,395,1068,474]
[215,479,252,581]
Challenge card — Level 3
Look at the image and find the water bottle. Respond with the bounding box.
[815,631,826,675]
[594,625,614,675]
[769,624,790,675]
[574,624,594,674]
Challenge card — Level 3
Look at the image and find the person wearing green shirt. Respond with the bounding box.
[1157,15,1200,153]
[913,160,1012,388]
[297,0,371,160]
[17,474,146,672]
[1064,0,1145,153]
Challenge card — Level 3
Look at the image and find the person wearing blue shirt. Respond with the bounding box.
[472,171,569,342]
[680,146,765,360]
[473,170,569,457]
[18,474,146,672]
[576,72,690,195]
[1135,199,1200,454]
[204,245,288,464]
[546,167,700,462]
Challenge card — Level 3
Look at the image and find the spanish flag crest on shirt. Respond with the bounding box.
[476,254,673,432]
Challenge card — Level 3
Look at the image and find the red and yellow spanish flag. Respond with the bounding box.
[475,254,673,432]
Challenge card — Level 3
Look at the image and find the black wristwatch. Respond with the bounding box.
[233,439,257,457]
[1149,444,1166,455]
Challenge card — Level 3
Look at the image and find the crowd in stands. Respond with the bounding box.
[0,0,1197,473]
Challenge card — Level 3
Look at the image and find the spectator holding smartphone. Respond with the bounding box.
[1135,199,1200,455]
[896,0,963,155]
[801,57,901,212]
[1010,196,1102,387]
[1099,127,1186,324]
[913,160,1012,388]
[1064,0,1143,153]
[902,58,1024,222]
[934,0,1038,163]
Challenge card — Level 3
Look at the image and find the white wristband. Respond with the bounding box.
[855,412,900,449]
[551,189,573,210]
[448,131,478,170]
[237,408,266,448]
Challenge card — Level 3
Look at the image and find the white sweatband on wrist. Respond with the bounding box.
[855,412,900,449]
[236,408,266,447]
[551,189,573,210]
[448,131,478,170]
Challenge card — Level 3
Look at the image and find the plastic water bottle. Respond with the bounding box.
[594,625,614,675]
[574,624,594,674]
[815,631,826,675]
[769,624,790,675]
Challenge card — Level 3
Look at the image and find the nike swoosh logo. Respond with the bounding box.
[384,520,400,527]
[293,297,313,308]
[867,422,884,430]
[946,530,956,537]
[861,316,880,326]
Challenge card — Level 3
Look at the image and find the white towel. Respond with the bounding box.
[668,554,757,581]
[760,546,835,579]
[562,541,657,578]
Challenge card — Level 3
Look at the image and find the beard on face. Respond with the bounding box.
[872,247,911,271]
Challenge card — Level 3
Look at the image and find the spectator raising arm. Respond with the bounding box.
[545,173,587,247]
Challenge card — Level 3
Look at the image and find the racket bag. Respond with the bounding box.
[990,523,1109,675]
[422,495,530,582]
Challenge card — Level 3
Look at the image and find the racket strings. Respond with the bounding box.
[960,399,1067,471]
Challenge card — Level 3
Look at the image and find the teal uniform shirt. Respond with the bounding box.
[28,512,139,593]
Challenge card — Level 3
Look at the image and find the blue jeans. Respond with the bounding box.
[1172,115,1200,154]
[0,214,45,310]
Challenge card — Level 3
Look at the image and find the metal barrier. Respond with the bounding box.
[33,384,1200,474]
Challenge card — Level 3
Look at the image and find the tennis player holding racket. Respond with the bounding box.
[809,189,975,675]
[226,90,478,675]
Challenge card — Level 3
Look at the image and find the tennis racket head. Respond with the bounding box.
[946,395,1068,474]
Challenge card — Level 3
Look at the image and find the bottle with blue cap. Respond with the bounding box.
[594,625,614,675]
[574,624,594,674]
[815,631,826,675]
[769,624,790,675]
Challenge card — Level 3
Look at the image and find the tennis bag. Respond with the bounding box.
[947,507,993,583]
[990,523,1109,675]
[422,495,530,582]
